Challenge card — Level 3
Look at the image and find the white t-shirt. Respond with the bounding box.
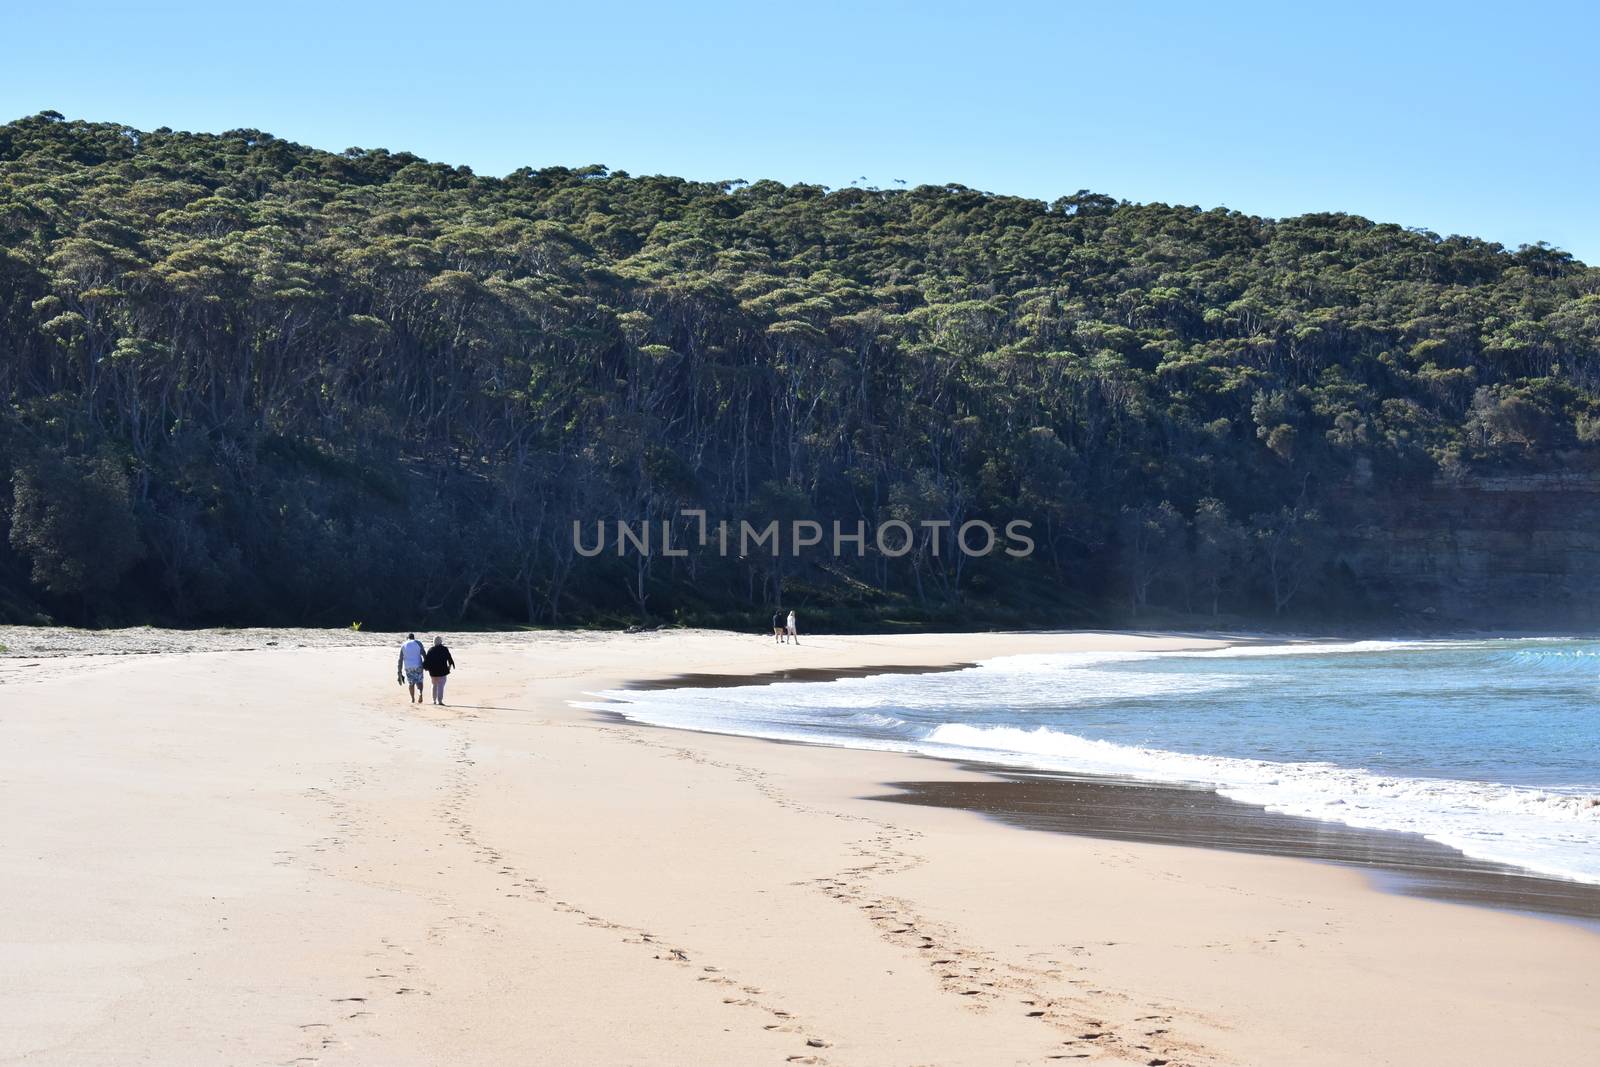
[786,613,797,632]
[400,639,425,669]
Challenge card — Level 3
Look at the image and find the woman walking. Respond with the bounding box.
[424,637,456,706]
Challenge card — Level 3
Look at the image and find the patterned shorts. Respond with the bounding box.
[405,667,425,685]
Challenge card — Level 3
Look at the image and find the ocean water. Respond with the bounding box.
[585,639,1600,884]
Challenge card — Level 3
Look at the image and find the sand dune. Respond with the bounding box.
[2,628,1596,1065]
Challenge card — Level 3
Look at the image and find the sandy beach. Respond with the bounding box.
[2,627,1597,1066]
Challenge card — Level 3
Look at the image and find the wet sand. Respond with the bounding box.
[622,662,976,690]
[879,771,1600,927]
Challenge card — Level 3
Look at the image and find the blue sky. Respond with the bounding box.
[4,1,1597,261]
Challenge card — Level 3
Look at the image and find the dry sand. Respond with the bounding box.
[2,627,1596,1066]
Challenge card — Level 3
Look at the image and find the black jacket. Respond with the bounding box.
[423,644,455,676]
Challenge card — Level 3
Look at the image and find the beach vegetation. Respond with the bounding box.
[1,113,1598,628]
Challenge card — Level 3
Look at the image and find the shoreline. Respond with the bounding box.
[882,768,1600,929]
[605,659,1600,928]
[4,627,1598,1064]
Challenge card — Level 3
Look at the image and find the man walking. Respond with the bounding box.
[772,609,786,643]
[397,632,426,703]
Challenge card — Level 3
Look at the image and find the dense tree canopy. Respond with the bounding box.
[2,112,1597,629]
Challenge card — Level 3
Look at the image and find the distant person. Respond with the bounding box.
[423,636,456,706]
[786,609,799,645]
[772,610,786,644]
[397,632,426,703]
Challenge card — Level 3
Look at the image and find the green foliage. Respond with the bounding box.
[9,454,143,603]
[1,111,1598,628]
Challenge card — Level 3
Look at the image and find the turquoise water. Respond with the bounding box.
[1050,641,1600,786]
[590,639,1600,883]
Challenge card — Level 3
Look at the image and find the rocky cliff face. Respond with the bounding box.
[1340,474,1600,629]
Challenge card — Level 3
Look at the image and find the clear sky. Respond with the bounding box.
[4,1,1596,261]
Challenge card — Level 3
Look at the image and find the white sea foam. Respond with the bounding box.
[919,723,1600,884]
[1163,639,1444,658]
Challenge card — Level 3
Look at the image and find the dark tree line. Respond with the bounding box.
[1,111,1598,629]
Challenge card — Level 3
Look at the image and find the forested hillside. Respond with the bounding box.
[2,111,1598,630]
